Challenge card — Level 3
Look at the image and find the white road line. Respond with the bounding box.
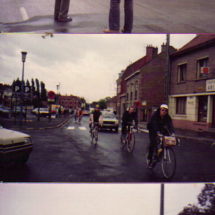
[79,127,87,130]
[67,126,75,130]
[20,7,29,21]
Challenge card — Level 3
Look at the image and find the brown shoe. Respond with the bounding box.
[103,29,120,34]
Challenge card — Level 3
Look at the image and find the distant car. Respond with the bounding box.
[99,112,119,132]
[11,106,26,117]
[0,107,10,118]
[31,108,38,115]
[35,108,49,117]
[83,110,90,115]
[0,125,33,165]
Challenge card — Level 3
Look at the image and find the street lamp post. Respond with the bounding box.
[20,51,27,126]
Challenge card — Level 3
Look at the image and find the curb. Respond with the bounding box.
[138,126,214,143]
[12,117,73,130]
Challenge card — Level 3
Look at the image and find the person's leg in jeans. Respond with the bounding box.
[148,130,157,160]
[109,0,120,31]
[123,0,133,33]
[54,0,71,20]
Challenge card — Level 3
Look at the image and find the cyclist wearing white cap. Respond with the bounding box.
[146,104,175,168]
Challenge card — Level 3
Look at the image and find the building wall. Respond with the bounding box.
[169,43,215,131]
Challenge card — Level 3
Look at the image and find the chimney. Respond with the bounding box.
[161,43,166,52]
[146,45,158,60]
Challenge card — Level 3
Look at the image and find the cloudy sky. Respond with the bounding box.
[0,183,205,215]
[0,33,196,103]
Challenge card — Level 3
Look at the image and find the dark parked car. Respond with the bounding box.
[0,107,10,118]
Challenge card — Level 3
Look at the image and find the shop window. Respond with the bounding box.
[176,97,186,114]
[198,96,208,122]
[197,57,209,79]
[177,64,187,82]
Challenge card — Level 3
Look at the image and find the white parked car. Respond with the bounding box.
[0,125,33,165]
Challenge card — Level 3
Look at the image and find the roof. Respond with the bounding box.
[171,34,215,56]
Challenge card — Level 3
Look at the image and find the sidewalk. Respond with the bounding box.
[138,122,215,143]
[0,115,72,131]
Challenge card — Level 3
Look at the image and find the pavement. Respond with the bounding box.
[0,114,73,131]
[1,115,215,143]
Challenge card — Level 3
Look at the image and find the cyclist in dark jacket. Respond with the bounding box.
[147,104,175,168]
[121,107,138,136]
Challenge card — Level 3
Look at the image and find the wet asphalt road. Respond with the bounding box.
[1,116,215,183]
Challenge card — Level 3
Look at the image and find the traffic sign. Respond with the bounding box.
[135,101,141,108]
[48,91,56,99]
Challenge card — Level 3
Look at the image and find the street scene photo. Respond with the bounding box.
[1,33,215,183]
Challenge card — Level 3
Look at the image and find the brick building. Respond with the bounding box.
[59,95,81,110]
[116,45,159,119]
[125,44,176,122]
[169,34,215,131]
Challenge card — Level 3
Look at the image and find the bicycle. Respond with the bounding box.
[120,125,138,153]
[78,115,83,123]
[91,122,99,144]
[146,134,180,179]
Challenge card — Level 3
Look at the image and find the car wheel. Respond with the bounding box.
[115,128,118,133]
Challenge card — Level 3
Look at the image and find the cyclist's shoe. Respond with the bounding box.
[147,159,154,169]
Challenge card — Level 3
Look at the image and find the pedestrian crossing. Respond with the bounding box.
[67,126,87,130]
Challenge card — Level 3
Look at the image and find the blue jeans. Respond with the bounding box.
[109,0,133,33]
[54,0,70,19]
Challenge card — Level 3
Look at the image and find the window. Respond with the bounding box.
[176,97,186,114]
[130,92,133,100]
[197,57,209,79]
[135,81,138,99]
[177,64,187,82]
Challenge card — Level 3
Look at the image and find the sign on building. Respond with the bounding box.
[206,79,215,92]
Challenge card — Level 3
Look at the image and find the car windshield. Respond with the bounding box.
[103,113,116,119]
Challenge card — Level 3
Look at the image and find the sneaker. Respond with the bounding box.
[147,159,153,169]
[58,17,72,22]
[103,29,120,34]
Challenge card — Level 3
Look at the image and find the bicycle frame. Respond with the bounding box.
[121,125,137,153]
[91,122,99,144]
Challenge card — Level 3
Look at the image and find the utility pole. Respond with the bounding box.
[164,34,170,104]
[160,183,164,215]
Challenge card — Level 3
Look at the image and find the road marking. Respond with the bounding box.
[79,127,87,130]
[67,126,75,130]
[20,7,29,21]
[139,128,149,133]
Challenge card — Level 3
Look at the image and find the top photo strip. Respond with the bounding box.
[0,0,214,34]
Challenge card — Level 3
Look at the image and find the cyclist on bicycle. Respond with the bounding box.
[121,107,138,137]
[89,105,103,133]
[78,108,83,122]
[74,107,79,122]
[147,104,175,168]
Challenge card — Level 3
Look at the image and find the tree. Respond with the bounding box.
[41,81,47,101]
[178,184,215,215]
[98,99,106,110]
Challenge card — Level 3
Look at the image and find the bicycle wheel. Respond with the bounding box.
[94,128,98,144]
[161,147,176,179]
[120,133,127,149]
[146,143,150,163]
[127,133,135,153]
[92,128,98,144]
